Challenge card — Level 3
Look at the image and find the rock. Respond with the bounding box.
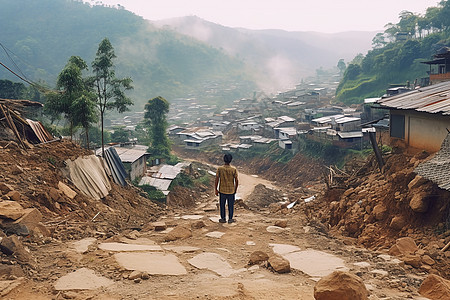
[141,272,150,280]
[48,188,60,201]
[0,235,33,266]
[314,271,369,300]
[248,251,269,265]
[274,220,288,228]
[268,255,290,273]
[58,182,77,199]
[419,274,450,300]
[409,192,429,213]
[191,220,205,229]
[402,254,422,268]
[152,222,167,231]
[12,208,42,230]
[11,165,23,175]
[0,264,25,278]
[422,255,436,266]
[62,291,78,299]
[388,237,418,257]
[408,175,427,190]
[266,226,285,233]
[128,270,143,280]
[389,216,407,231]
[372,204,387,221]
[164,225,192,242]
[6,191,21,202]
[0,183,13,194]
[0,201,25,220]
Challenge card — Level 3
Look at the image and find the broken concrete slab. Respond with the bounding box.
[114,252,187,275]
[163,246,200,254]
[181,215,204,220]
[188,252,243,277]
[0,278,25,297]
[98,242,162,252]
[205,231,225,239]
[266,226,286,233]
[282,249,349,277]
[72,238,96,253]
[54,268,114,290]
[269,243,301,255]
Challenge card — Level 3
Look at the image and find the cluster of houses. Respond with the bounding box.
[98,47,450,195]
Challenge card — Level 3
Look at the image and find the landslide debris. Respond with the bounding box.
[316,150,450,278]
[0,139,163,277]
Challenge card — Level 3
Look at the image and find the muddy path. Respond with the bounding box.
[6,167,428,300]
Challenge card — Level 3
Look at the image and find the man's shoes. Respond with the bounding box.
[219,219,226,223]
[228,219,235,223]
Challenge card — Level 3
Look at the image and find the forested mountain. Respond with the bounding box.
[153,16,375,91]
[0,0,256,109]
[336,1,450,104]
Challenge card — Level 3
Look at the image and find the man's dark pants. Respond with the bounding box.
[219,193,235,220]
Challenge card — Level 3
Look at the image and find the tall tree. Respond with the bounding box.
[144,96,170,160]
[44,56,88,139]
[91,38,133,156]
[337,59,346,76]
[71,93,97,149]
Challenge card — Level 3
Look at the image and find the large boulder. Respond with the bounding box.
[372,204,388,221]
[248,251,269,265]
[314,271,368,300]
[409,192,429,213]
[164,225,192,242]
[268,255,290,273]
[388,237,418,257]
[0,201,25,220]
[419,274,450,300]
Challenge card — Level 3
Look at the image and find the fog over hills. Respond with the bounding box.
[153,16,377,91]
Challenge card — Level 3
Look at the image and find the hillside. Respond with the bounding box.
[153,16,376,91]
[0,0,256,109]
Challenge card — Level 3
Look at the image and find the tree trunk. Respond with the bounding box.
[85,126,90,150]
[101,111,104,157]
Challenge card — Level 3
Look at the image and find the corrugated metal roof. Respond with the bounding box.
[139,176,172,191]
[312,114,345,124]
[376,81,450,115]
[338,131,363,139]
[152,164,184,180]
[335,117,360,124]
[415,133,450,191]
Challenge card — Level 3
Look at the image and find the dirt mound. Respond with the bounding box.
[0,139,163,241]
[246,184,286,210]
[316,151,450,277]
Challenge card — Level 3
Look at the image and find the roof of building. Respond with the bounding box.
[278,116,296,122]
[96,145,148,163]
[335,117,361,124]
[376,81,450,115]
[311,114,345,124]
[415,133,450,191]
[338,131,364,139]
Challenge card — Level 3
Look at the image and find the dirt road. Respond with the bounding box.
[6,168,427,300]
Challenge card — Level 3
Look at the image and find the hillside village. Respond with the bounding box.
[1,22,450,300]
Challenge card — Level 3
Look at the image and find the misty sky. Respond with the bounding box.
[96,0,439,33]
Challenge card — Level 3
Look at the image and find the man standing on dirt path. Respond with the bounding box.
[215,153,239,224]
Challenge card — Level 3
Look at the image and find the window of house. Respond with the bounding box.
[390,114,405,139]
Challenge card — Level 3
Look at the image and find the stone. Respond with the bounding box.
[128,270,143,280]
[372,204,387,221]
[0,183,13,194]
[12,208,42,230]
[6,191,21,202]
[0,265,25,278]
[0,201,25,220]
[248,251,269,265]
[314,271,369,300]
[0,235,33,265]
[402,254,422,268]
[419,274,450,300]
[266,226,285,233]
[422,255,435,266]
[48,188,60,201]
[58,182,77,199]
[409,192,429,213]
[268,255,290,273]
[388,237,418,257]
[274,220,288,228]
[408,175,427,190]
[141,272,150,280]
[389,216,407,231]
[164,225,192,242]
[191,220,206,229]
[152,222,167,231]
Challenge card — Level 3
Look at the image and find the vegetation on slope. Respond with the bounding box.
[336,1,450,104]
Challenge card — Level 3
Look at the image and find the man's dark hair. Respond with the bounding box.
[224,153,232,164]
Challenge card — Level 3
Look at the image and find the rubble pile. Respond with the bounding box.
[0,139,162,274]
[317,150,450,277]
